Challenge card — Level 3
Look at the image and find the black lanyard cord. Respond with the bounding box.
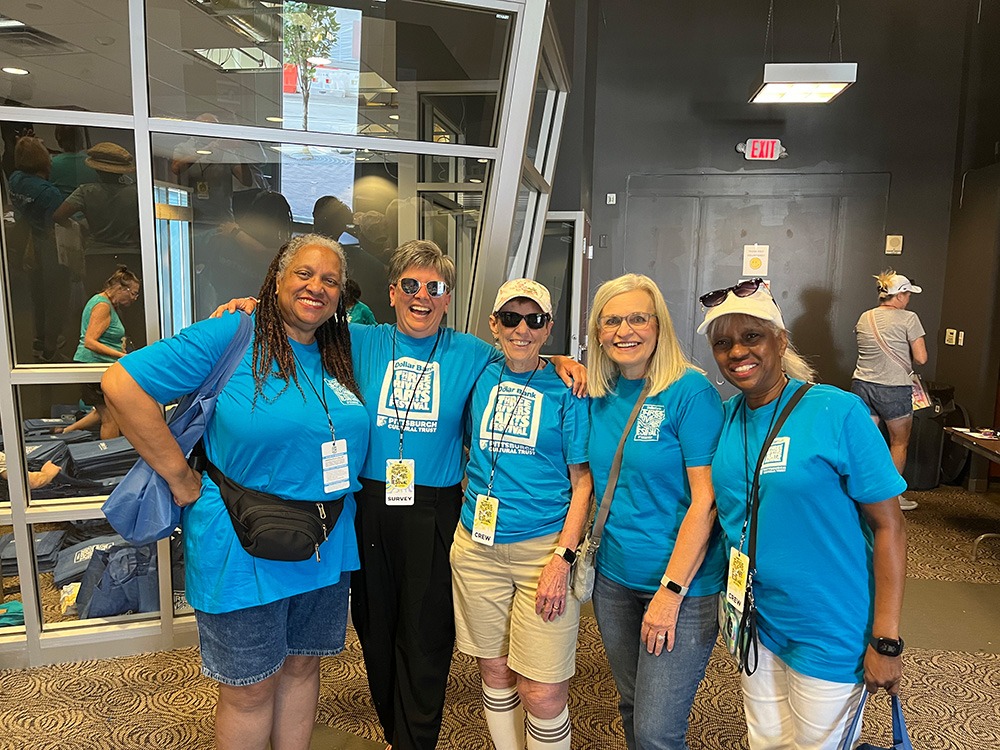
[391,328,443,459]
[290,349,336,442]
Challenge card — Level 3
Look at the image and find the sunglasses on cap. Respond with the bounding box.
[699,278,766,308]
[396,277,450,297]
[494,311,552,329]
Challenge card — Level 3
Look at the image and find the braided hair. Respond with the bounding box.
[251,234,362,406]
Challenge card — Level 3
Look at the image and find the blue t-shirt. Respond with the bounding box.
[350,323,500,487]
[589,370,725,595]
[9,171,64,231]
[712,380,907,684]
[122,313,370,614]
[461,361,589,543]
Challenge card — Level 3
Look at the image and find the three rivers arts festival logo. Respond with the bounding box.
[477,382,543,456]
[377,358,441,431]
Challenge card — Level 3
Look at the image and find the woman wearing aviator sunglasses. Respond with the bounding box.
[587,274,725,750]
[451,279,591,750]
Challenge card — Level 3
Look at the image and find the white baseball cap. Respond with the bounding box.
[696,280,787,334]
[493,278,553,314]
[883,274,922,295]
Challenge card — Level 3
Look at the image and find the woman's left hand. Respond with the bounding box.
[535,556,571,622]
[863,648,903,695]
[641,588,683,656]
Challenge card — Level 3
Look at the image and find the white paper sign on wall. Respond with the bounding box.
[743,244,769,276]
[885,235,903,255]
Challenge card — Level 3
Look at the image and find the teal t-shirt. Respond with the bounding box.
[712,380,907,683]
[121,313,370,614]
[350,323,500,487]
[348,301,377,325]
[589,369,725,595]
[461,361,589,543]
[74,294,125,363]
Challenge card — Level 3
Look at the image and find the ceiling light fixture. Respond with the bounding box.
[388,114,400,120]
[2,67,30,76]
[748,0,856,105]
[196,149,212,155]
[266,116,284,123]
[469,178,482,184]
[0,19,26,29]
[477,158,489,164]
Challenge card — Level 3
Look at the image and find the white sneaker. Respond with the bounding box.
[898,495,918,511]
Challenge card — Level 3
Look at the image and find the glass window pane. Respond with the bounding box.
[150,132,485,327]
[537,219,574,355]
[146,0,513,145]
[1,125,146,366]
[526,68,554,166]
[0,2,132,113]
[0,523,24,630]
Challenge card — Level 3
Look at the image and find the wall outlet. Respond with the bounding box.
[945,328,957,345]
[606,193,617,205]
[958,331,965,346]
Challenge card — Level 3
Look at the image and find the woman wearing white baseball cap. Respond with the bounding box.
[851,270,928,511]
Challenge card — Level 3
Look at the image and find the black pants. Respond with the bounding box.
[352,479,462,750]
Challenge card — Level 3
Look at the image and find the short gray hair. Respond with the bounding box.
[387,240,456,290]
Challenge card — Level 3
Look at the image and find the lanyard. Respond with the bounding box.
[291,349,336,442]
[390,327,442,460]
[486,359,542,494]
[738,380,788,552]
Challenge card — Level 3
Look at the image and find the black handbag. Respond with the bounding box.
[207,462,344,562]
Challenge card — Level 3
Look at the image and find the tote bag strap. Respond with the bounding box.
[172,312,253,419]
[867,309,913,376]
[590,383,651,545]
[840,692,914,750]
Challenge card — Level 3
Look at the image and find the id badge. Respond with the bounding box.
[717,593,741,657]
[726,546,750,613]
[321,439,350,494]
[471,493,498,546]
[385,459,415,505]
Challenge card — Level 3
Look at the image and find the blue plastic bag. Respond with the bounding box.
[101,313,253,545]
[842,691,914,750]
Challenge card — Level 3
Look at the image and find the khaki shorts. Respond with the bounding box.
[451,524,581,684]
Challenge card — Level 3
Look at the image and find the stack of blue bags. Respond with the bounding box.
[0,529,67,577]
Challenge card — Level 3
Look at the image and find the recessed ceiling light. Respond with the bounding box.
[477,158,489,163]
[357,157,369,161]
[469,178,482,184]
[388,114,400,120]
[265,116,283,122]
[0,19,26,29]
[196,149,212,155]
[2,67,29,76]
[94,35,115,46]
[26,3,43,9]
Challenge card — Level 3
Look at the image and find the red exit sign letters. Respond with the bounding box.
[739,138,786,161]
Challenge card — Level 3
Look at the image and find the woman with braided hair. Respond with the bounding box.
[102,234,370,750]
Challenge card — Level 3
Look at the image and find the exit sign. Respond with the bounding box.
[740,138,785,161]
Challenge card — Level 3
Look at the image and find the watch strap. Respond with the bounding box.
[660,574,689,597]
[554,546,576,565]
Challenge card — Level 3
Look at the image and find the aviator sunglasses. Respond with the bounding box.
[396,277,450,297]
[494,311,552,329]
[699,278,765,308]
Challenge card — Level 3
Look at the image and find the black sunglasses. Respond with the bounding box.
[494,311,552,329]
[699,278,765,308]
[397,277,449,297]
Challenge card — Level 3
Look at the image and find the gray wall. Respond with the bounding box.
[554,0,971,382]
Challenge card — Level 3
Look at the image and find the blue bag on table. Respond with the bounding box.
[77,543,158,619]
[841,692,914,750]
[101,313,253,545]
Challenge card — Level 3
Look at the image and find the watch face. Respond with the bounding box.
[873,637,903,656]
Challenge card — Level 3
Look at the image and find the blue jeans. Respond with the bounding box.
[592,573,718,750]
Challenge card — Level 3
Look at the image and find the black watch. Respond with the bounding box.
[869,636,904,657]
[553,546,576,565]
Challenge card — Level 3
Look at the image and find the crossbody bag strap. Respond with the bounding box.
[590,383,651,545]
[867,309,913,376]
[172,313,254,419]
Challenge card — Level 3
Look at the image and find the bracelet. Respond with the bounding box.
[660,574,689,597]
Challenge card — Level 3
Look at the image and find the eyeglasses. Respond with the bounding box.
[598,312,657,331]
[494,311,551,329]
[397,277,450,297]
[699,278,765,308]
[121,285,140,299]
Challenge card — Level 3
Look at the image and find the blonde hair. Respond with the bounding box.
[587,274,700,398]
[705,316,818,384]
[875,268,896,300]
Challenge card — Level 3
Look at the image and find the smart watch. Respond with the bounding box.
[659,575,689,597]
[553,546,577,565]
[869,636,904,657]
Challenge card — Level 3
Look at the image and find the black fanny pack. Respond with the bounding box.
[206,462,345,562]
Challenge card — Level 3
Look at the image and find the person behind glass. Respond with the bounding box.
[72,266,140,439]
[344,278,376,325]
[851,270,927,512]
[215,241,585,750]
[586,274,725,750]
[102,234,369,750]
[8,134,70,361]
[451,279,591,750]
[698,279,907,750]
[50,125,98,198]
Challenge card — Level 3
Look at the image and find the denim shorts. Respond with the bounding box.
[850,379,912,422]
[195,572,350,686]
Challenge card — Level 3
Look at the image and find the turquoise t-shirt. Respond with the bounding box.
[350,323,500,487]
[121,313,370,614]
[712,380,907,684]
[589,369,726,595]
[461,361,589,543]
[74,294,125,363]
[348,301,377,325]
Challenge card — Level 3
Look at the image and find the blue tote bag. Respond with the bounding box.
[101,313,253,545]
[842,691,914,750]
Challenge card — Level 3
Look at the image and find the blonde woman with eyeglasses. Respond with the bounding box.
[587,274,725,750]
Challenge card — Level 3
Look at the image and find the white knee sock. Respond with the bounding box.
[525,706,571,750]
[482,681,525,750]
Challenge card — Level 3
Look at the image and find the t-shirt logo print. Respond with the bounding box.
[760,436,790,475]
[634,404,666,442]
[478,383,543,455]
[376,358,441,431]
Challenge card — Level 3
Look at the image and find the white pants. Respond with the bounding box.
[741,642,865,750]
